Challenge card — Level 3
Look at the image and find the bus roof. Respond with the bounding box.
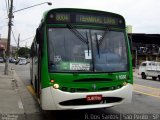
[42,8,124,18]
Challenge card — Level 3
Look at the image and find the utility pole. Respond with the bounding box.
[16,33,20,58]
[4,0,13,75]
[17,33,20,50]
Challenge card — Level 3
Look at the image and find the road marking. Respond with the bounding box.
[134,84,160,91]
[18,99,24,109]
[27,85,40,103]
[133,84,160,99]
[134,90,160,99]
[27,85,36,98]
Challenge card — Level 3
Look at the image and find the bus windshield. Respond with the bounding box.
[48,27,128,72]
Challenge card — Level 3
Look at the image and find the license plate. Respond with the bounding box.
[86,95,102,101]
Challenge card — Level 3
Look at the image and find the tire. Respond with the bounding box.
[141,73,146,79]
[152,77,157,80]
[158,76,160,81]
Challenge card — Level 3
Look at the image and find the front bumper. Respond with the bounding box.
[41,83,133,110]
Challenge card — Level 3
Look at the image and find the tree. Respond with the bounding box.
[17,47,30,58]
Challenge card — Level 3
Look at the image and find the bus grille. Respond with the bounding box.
[73,78,112,82]
[98,85,123,91]
[61,85,123,92]
[59,97,123,106]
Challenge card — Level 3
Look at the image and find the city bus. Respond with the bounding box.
[30,8,133,110]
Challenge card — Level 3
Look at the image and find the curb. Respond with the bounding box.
[12,68,45,120]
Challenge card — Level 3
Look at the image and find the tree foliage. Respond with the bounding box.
[17,47,30,58]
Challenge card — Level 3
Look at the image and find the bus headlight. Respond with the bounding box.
[53,84,59,89]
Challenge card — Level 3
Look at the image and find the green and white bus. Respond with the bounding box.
[30,8,133,110]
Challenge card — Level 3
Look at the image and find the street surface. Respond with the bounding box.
[9,63,160,120]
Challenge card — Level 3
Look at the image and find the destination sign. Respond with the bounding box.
[55,13,70,22]
[47,11,124,27]
[76,15,118,25]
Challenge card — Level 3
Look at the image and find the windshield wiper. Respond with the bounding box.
[94,28,110,58]
[95,33,100,58]
[99,27,110,46]
[66,24,90,56]
[86,31,90,56]
[66,24,88,44]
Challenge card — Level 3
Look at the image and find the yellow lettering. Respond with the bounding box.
[104,17,116,25]
[80,16,103,23]
[56,14,69,21]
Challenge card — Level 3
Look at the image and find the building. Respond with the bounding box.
[0,38,17,58]
[0,38,7,57]
[128,33,160,67]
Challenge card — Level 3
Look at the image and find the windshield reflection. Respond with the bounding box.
[48,28,128,72]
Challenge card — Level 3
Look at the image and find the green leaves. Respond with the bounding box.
[17,47,30,58]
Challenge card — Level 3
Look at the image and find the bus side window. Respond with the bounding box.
[31,44,34,57]
[36,28,41,44]
[31,41,38,57]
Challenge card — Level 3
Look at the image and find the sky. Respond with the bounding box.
[0,0,160,47]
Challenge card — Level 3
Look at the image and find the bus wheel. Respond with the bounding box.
[158,76,160,81]
[152,77,157,80]
[141,73,146,79]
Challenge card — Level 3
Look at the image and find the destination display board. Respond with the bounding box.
[46,10,125,27]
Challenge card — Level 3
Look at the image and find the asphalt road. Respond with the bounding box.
[11,63,160,120]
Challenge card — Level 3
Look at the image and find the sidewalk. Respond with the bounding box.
[0,63,44,120]
[0,63,25,120]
